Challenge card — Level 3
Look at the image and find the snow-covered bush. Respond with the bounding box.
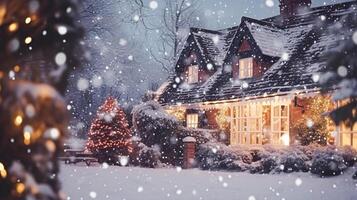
[134,143,162,168]
[197,143,357,176]
[310,146,357,177]
[132,101,214,166]
[196,143,251,171]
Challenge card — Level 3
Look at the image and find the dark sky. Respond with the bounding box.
[192,0,351,29]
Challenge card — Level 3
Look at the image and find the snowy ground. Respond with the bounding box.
[61,163,357,200]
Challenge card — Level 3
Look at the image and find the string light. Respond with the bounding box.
[13,65,20,72]
[25,37,32,44]
[14,115,23,126]
[24,131,31,145]
[8,22,19,32]
[25,17,32,24]
[0,162,7,178]
[15,183,25,194]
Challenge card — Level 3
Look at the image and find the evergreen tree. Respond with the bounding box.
[0,0,83,199]
[321,14,357,128]
[86,97,132,164]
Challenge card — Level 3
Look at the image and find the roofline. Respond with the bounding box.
[161,88,323,108]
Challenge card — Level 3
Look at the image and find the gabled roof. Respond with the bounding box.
[190,27,238,66]
[158,1,357,106]
[243,17,286,58]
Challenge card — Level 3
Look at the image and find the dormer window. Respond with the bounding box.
[188,65,199,83]
[239,58,253,79]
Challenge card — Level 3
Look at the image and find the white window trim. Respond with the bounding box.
[187,65,199,84]
[230,103,290,146]
[187,113,199,128]
[239,57,253,79]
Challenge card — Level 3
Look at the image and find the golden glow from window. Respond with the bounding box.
[187,65,199,84]
[187,113,198,128]
[239,58,253,79]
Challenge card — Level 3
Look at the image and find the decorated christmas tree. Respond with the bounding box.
[86,97,132,164]
[293,97,332,146]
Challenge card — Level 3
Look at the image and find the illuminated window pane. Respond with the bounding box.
[239,58,253,79]
[187,114,199,128]
[188,65,199,83]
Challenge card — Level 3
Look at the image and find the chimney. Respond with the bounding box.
[279,0,312,19]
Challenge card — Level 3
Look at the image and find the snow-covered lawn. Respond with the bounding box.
[61,163,357,200]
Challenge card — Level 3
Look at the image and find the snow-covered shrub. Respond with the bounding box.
[196,143,250,171]
[278,153,309,173]
[132,101,181,165]
[135,143,162,168]
[132,101,214,166]
[338,146,357,167]
[197,144,357,176]
[310,147,348,177]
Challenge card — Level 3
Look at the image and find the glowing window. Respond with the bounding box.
[187,114,199,128]
[239,58,253,79]
[187,65,199,83]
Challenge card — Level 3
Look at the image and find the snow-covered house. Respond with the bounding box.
[157,0,357,148]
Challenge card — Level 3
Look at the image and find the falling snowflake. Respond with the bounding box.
[55,52,67,66]
[265,0,274,7]
[119,38,128,46]
[176,189,182,195]
[248,195,256,200]
[176,166,182,173]
[89,191,97,199]
[77,78,89,91]
[149,1,158,10]
[133,15,140,22]
[175,77,181,83]
[102,162,109,169]
[295,178,302,186]
[120,156,129,166]
[207,63,214,70]
[337,66,348,77]
[57,25,68,35]
[312,73,320,82]
[281,52,289,61]
[137,186,144,193]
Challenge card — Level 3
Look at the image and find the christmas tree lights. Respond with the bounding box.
[86,97,133,164]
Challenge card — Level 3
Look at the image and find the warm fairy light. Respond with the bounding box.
[25,17,32,24]
[45,140,56,153]
[14,115,23,126]
[25,37,32,44]
[13,65,20,72]
[8,22,19,32]
[16,183,25,194]
[24,131,31,145]
[0,162,7,178]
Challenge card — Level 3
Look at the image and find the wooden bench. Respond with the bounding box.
[60,149,98,166]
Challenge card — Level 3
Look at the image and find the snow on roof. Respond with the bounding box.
[191,27,238,66]
[244,20,286,57]
[158,1,357,106]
